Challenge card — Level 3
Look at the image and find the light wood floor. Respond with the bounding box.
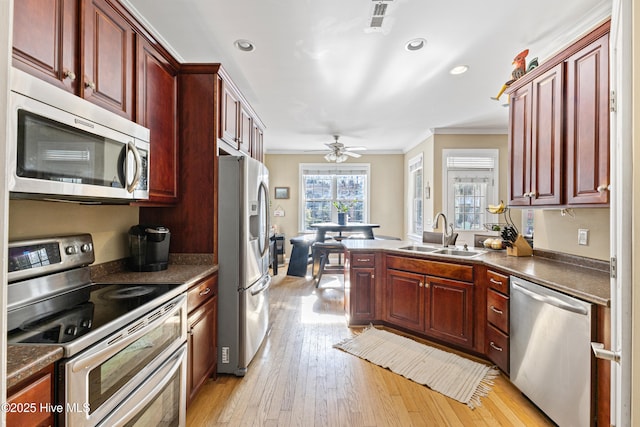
[187,269,554,427]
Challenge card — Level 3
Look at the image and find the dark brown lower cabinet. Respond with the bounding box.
[186,273,218,405]
[6,364,54,427]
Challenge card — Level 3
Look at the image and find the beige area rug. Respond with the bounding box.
[334,326,499,409]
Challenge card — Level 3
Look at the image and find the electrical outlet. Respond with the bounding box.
[578,229,589,246]
[222,346,230,364]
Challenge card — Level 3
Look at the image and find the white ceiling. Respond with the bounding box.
[123,0,611,154]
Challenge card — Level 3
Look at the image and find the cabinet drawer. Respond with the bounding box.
[351,253,375,268]
[386,255,474,282]
[487,270,509,294]
[486,323,509,373]
[487,289,509,333]
[188,274,218,313]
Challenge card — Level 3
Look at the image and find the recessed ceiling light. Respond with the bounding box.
[234,39,255,52]
[450,65,469,75]
[405,38,427,51]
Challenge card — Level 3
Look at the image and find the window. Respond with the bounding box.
[408,154,423,235]
[299,164,370,232]
[443,149,498,232]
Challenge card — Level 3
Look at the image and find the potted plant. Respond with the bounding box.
[333,201,350,225]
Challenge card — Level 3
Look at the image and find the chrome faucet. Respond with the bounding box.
[432,212,454,247]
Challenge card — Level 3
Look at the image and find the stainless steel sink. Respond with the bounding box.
[398,245,439,253]
[431,248,484,257]
[398,245,485,258]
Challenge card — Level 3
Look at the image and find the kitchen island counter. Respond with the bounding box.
[342,239,610,306]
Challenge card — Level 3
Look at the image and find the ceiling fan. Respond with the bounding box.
[323,135,366,163]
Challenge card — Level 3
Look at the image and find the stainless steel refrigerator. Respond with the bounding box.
[218,155,271,376]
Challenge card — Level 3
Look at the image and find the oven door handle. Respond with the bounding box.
[97,345,187,427]
[70,294,186,373]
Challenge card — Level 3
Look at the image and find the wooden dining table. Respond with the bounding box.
[310,222,380,242]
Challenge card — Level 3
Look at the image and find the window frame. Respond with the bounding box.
[407,154,424,239]
[298,163,371,233]
[441,149,499,234]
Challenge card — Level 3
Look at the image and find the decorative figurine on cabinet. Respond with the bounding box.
[491,49,538,101]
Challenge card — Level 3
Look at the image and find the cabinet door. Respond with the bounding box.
[351,268,376,322]
[136,38,179,204]
[238,106,252,154]
[565,33,610,205]
[530,64,564,205]
[82,0,134,119]
[220,81,239,147]
[508,82,533,206]
[187,296,217,404]
[252,122,264,162]
[425,276,474,349]
[6,365,54,427]
[385,269,425,332]
[12,0,79,92]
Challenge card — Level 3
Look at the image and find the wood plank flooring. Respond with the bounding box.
[187,270,554,426]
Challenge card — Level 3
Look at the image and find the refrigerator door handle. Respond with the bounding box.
[251,275,271,296]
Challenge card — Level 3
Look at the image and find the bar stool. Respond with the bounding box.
[311,240,345,287]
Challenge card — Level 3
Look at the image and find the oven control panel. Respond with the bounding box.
[8,234,95,282]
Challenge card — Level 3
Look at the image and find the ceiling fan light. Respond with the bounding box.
[325,152,336,162]
[336,154,348,163]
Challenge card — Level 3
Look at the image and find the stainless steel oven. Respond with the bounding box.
[61,293,187,426]
[8,67,150,202]
[7,235,187,426]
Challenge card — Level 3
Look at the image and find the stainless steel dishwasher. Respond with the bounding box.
[510,276,593,427]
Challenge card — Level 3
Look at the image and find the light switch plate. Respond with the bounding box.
[578,229,589,246]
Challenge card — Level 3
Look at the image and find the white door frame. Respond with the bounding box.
[608,1,632,425]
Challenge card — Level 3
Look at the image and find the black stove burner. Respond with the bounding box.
[8,283,179,346]
[100,285,155,300]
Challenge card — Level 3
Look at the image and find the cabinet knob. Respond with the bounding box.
[597,184,610,193]
[419,281,423,288]
[84,80,96,91]
[64,70,76,81]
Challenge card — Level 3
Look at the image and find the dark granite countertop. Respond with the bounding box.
[6,256,218,391]
[6,345,63,389]
[92,263,218,287]
[342,239,610,306]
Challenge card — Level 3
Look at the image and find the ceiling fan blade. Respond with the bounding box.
[344,151,362,158]
[344,146,366,151]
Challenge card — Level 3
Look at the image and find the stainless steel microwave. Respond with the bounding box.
[7,68,150,203]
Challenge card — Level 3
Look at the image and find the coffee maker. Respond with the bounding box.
[128,225,171,271]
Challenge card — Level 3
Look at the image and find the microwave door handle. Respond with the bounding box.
[126,141,142,193]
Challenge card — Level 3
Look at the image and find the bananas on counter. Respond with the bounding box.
[488,200,506,214]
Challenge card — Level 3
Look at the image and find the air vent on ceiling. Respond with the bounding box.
[369,0,393,29]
